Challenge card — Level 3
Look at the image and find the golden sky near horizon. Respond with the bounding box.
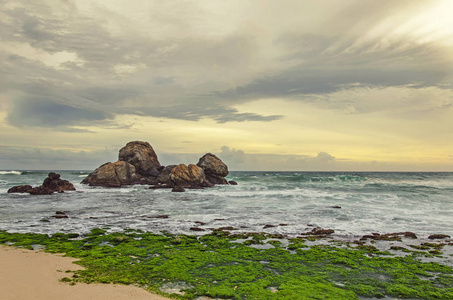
[1,0,453,171]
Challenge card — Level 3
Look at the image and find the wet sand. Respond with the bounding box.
[0,245,169,300]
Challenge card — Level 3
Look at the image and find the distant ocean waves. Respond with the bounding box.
[1,170,453,238]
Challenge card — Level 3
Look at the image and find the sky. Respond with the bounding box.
[1,0,453,171]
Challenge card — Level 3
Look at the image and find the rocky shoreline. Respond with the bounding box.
[1,227,452,299]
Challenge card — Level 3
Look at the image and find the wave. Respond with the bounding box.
[0,170,22,175]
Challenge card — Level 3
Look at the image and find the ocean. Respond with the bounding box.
[1,170,452,239]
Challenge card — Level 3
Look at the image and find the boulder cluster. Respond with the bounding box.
[81,141,235,192]
[8,172,76,195]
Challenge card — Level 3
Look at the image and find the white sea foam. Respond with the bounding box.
[0,170,22,175]
[1,171,453,238]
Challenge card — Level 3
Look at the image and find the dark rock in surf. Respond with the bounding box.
[264,224,276,229]
[172,186,186,192]
[52,211,69,218]
[228,180,238,185]
[197,153,229,185]
[118,141,161,176]
[7,185,33,193]
[190,227,206,231]
[304,227,335,235]
[403,232,418,239]
[428,234,450,239]
[42,172,76,192]
[8,172,75,195]
[29,186,55,195]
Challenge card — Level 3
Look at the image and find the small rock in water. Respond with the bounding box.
[195,221,206,225]
[263,224,276,229]
[329,205,342,209]
[190,227,206,231]
[228,180,238,185]
[305,227,335,235]
[404,231,418,239]
[52,214,68,219]
[428,234,450,239]
[150,215,169,219]
[172,186,185,192]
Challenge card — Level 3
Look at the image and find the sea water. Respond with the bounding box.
[1,170,452,238]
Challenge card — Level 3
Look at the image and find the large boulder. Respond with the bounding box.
[170,164,205,188]
[42,172,76,192]
[197,153,229,185]
[119,141,161,176]
[81,161,138,187]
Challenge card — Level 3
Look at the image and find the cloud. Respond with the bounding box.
[7,97,112,130]
[2,0,452,132]
[0,145,118,170]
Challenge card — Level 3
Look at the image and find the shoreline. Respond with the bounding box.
[1,229,452,299]
[0,245,170,300]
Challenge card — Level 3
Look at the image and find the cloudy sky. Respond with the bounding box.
[1,0,453,171]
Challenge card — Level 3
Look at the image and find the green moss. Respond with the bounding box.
[1,229,453,299]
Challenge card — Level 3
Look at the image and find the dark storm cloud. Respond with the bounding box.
[7,97,112,129]
[216,66,447,100]
[126,104,282,123]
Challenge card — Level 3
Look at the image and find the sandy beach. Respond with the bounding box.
[0,245,170,300]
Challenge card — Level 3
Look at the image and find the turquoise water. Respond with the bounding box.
[1,170,452,238]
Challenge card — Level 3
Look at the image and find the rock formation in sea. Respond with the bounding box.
[81,141,232,191]
[8,172,76,195]
[197,153,229,185]
[42,172,76,192]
